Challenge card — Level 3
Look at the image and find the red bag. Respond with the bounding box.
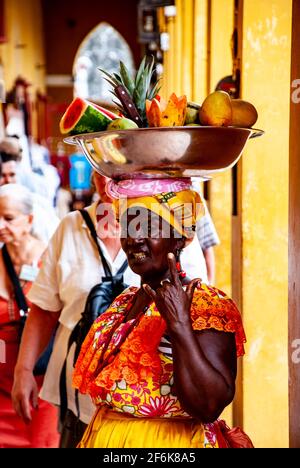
[216,420,254,448]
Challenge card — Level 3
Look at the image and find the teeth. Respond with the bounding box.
[133,252,146,260]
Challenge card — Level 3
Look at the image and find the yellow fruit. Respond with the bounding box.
[231,99,258,128]
[199,91,232,126]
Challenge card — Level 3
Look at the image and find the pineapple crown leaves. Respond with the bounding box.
[98,55,161,126]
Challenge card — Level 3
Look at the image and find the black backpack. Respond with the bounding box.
[59,209,128,423]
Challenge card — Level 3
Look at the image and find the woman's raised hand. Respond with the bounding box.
[143,253,200,330]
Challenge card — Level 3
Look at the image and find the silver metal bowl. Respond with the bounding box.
[64,126,264,180]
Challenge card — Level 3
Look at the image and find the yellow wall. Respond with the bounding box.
[241,0,290,448]
[0,0,45,135]
[161,0,290,447]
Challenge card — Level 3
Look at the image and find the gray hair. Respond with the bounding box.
[0,183,34,215]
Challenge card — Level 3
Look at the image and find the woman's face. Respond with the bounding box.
[0,196,33,244]
[120,208,184,282]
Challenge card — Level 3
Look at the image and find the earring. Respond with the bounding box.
[176,261,186,279]
[175,248,186,279]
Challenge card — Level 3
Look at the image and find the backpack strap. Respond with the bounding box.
[59,358,69,424]
[79,209,112,278]
[80,209,129,277]
[2,245,28,315]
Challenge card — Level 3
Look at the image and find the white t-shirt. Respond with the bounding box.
[28,202,208,423]
[181,236,208,283]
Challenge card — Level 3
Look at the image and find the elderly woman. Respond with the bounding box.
[0,184,59,448]
[73,180,253,448]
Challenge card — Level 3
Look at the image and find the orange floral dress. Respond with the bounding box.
[73,283,252,448]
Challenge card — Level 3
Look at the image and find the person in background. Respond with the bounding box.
[196,206,220,284]
[0,137,60,244]
[0,184,59,448]
[0,137,22,185]
[29,137,61,207]
[191,179,220,284]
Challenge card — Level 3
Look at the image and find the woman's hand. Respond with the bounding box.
[11,369,39,424]
[143,252,200,330]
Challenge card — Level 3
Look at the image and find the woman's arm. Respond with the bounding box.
[169,324,236,422]
[144,253,237,423]
[12,303,60,423]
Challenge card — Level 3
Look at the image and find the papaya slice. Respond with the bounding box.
[146,98,162,127]
[146,93,187,127]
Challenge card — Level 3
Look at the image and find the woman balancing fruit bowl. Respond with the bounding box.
[61,57,255,448]
[72,179,254,448]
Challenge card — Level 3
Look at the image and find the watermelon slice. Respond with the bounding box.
[59,97,119,135]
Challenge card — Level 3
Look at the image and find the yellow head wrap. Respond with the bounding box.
[114,189,204,240]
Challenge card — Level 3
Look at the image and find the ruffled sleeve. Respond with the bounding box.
[190,283,246,357]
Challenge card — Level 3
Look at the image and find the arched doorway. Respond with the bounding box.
[73,22,135,103]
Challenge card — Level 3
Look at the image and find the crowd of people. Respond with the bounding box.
[0,134,253,448]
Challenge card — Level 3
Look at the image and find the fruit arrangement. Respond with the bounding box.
[60,56,258,135]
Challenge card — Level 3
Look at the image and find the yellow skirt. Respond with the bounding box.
[78,407,215,448]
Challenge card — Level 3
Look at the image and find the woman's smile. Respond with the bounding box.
[128,250,150,264]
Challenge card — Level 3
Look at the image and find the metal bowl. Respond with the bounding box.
[64,126,264,180]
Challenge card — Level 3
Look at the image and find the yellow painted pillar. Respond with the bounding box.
[0,0,45,92]
[208,0,235,426]
[241,0,291,448]
[181,0,194,99]
[161,0,202,101]
[0,0,46,136]
[193,0,209,103]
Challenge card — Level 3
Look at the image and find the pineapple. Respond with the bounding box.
[99,56,161,128]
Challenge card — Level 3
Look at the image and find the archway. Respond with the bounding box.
[73,22,135,103]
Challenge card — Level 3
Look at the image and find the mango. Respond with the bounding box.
[231,99,258,128]
[107,117,138,130]
[199,91,232,127]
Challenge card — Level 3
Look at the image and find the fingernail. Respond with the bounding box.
[168,253,174,259]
